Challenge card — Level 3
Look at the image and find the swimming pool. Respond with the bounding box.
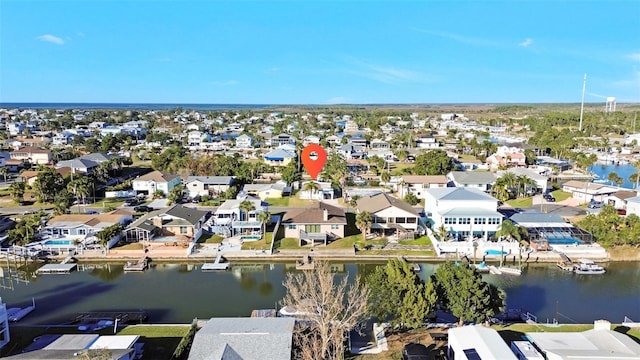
[484,249,507,255]
[546,237,583,245]
[42,239,76,246]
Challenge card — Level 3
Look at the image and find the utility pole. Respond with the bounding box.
[579,73,587,132]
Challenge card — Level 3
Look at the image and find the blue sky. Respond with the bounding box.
[1,1,639,104]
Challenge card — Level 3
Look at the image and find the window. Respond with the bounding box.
[488,217,501,225]
[396,217,406,224]
[331,224,340,230]
[459,218,471,225]
[407,217,417,223]
[62,229,69,235]
[444,217,457,225]
[474,218,486,225]
[180,226,188,234]
[288,225,297,230]
[78,229,86,235]
[306,225,320,233]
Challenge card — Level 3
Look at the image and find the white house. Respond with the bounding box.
[626,195,640,217]
[447,171,497,192]
[424,187,502,241]
[184,176,235,198]
[447,326,517,360]
[561,180,619,204]
[299,181,335,200]
[210,197,266,237]
[603,190,637,210]
[132,170,181,196]
[235,134,253,149]
[397,175,448,198]
[415,135,440,149]
[496,167,549,194]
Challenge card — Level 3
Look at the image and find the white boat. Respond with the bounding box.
[498,266,522,276]
[573,259,606,275]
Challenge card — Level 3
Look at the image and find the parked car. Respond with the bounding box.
[125,198,140,206]
[544,194,555,202]
[588,200,604,209]
[134,205,153,212]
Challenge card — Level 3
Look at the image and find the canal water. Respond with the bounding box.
[588,163,638,189]
[1,262,639,325]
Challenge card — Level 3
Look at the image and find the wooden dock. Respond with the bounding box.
[202,253,230,271]
[296,256,315,270]
[36,263,77,274]
[71,311,148,324]
[556,253,574,271]
[124,257,149,272]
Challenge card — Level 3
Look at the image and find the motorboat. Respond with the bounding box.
[573,259,606,275]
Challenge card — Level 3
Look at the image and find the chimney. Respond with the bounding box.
[152,217,164,228]
[323,208,328,222]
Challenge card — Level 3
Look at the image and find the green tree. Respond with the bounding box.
[7,212,45,246]
[303,181,322,199]
[68,176,93,207]
[96,223,124,248]
[321,152,348,198]
[355,211,373,241]
[380,171,391,184]
[10,181,26,204]
[281,161,301,186]
[53,189,73,215]
[432,262,505,325]
[412,150,453,175]
[167,184,185,205]
[239,200,256,221]
[33,168,65,203]
[367,259,437,329]
[0,166,7,182]
[404,192,420,206]
[495,219,528,243]
[257,211,271,240]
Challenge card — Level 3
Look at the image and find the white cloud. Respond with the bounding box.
[627,53,640,62]
[211,80,239,86]
[519,38,533,47]
[36,34,64,45]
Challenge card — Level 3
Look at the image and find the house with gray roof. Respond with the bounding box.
[282,202,347,246]
[184,176,235,198]
[357,193,422,239]
[424,187,502,241]
[497,167,549,193]
[188,317,294,360]
[447,171,497,192]
[132,170,181,196]
[125,204,209,243]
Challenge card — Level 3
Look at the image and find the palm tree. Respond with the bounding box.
[516,175,537,198]
[257,211,271,240]
[239,200,256,221]
[380,171,391,185]
[355,211,373,242]
[495,219,528,243]
[607,171,619,186]
[0,166,7,182]
[303,181,322,200]
[68,176,92,210]
[10,181,26,204]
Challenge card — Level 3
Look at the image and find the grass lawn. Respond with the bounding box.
[266,197,289,207]
[325,234,359,249]
[118,325,189,337]
[288,195,313,207]
[400,235,432,246]
[389,163,414,175]
[278,237,301,249]
[197,233,223,244]
[552,190,572,202]
[96,197,126,208]
[115,242,144,250]
[357,249,436,256]
[506,197,533,208]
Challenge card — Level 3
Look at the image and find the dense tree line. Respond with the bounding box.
[577,206,640,247]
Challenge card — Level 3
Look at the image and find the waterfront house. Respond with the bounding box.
[282,202,347,246]
[125,204,209,243]
[356,193,421,239]
[3,334,142,360]
[625,195,640,218]
[188,317,295,360]
[424,187,502,241]
[448,325,518,360]
[44,212,133,242]
[397,175,448,198]
[184,176,235,198]
[210,197,266,237]
[561,180,619,204]
[446,171,497,192]
[496,167,549,194]
[132,170,181,196]
[10,146,52,165]
[509,211,593,250]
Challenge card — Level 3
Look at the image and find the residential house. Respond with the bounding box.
[509,211,593,250]
[43,212,133,246]
[415,135,439,149]
[269,133,296,147]
[3,334,142,360]
[7,122,25,136]
[626,195,640,217]
[486,152,526,170]
[210,197,266,237]
[603,190,637,210]
[132,170,181,196]
[125,204,209,243]
[370,139,390,150]
[302,135,320,146]
[337,143,366,160]
[188,317,295,360]
[397,175,448,198]
[350,137,368,148]
[282,202,347,246]
[325,135,341,146]
[264,147,296,167]
[424,187,502,241]
[457,157,486,171]
[561,180,619,204]
[16,170,41,186]
[52,131,74,146]
[357,193,421,239]
[184,176,235,198]
[235,134,254,149]
[55,153,115,175]
[2,159,24,173]
[497,167,549,194]
[241,182,290,200]
[298,181,335,200]
[448,326,518,360]
[10,146,52,165]
[446,171,497,192]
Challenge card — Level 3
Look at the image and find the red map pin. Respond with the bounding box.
[301,144,327,180]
